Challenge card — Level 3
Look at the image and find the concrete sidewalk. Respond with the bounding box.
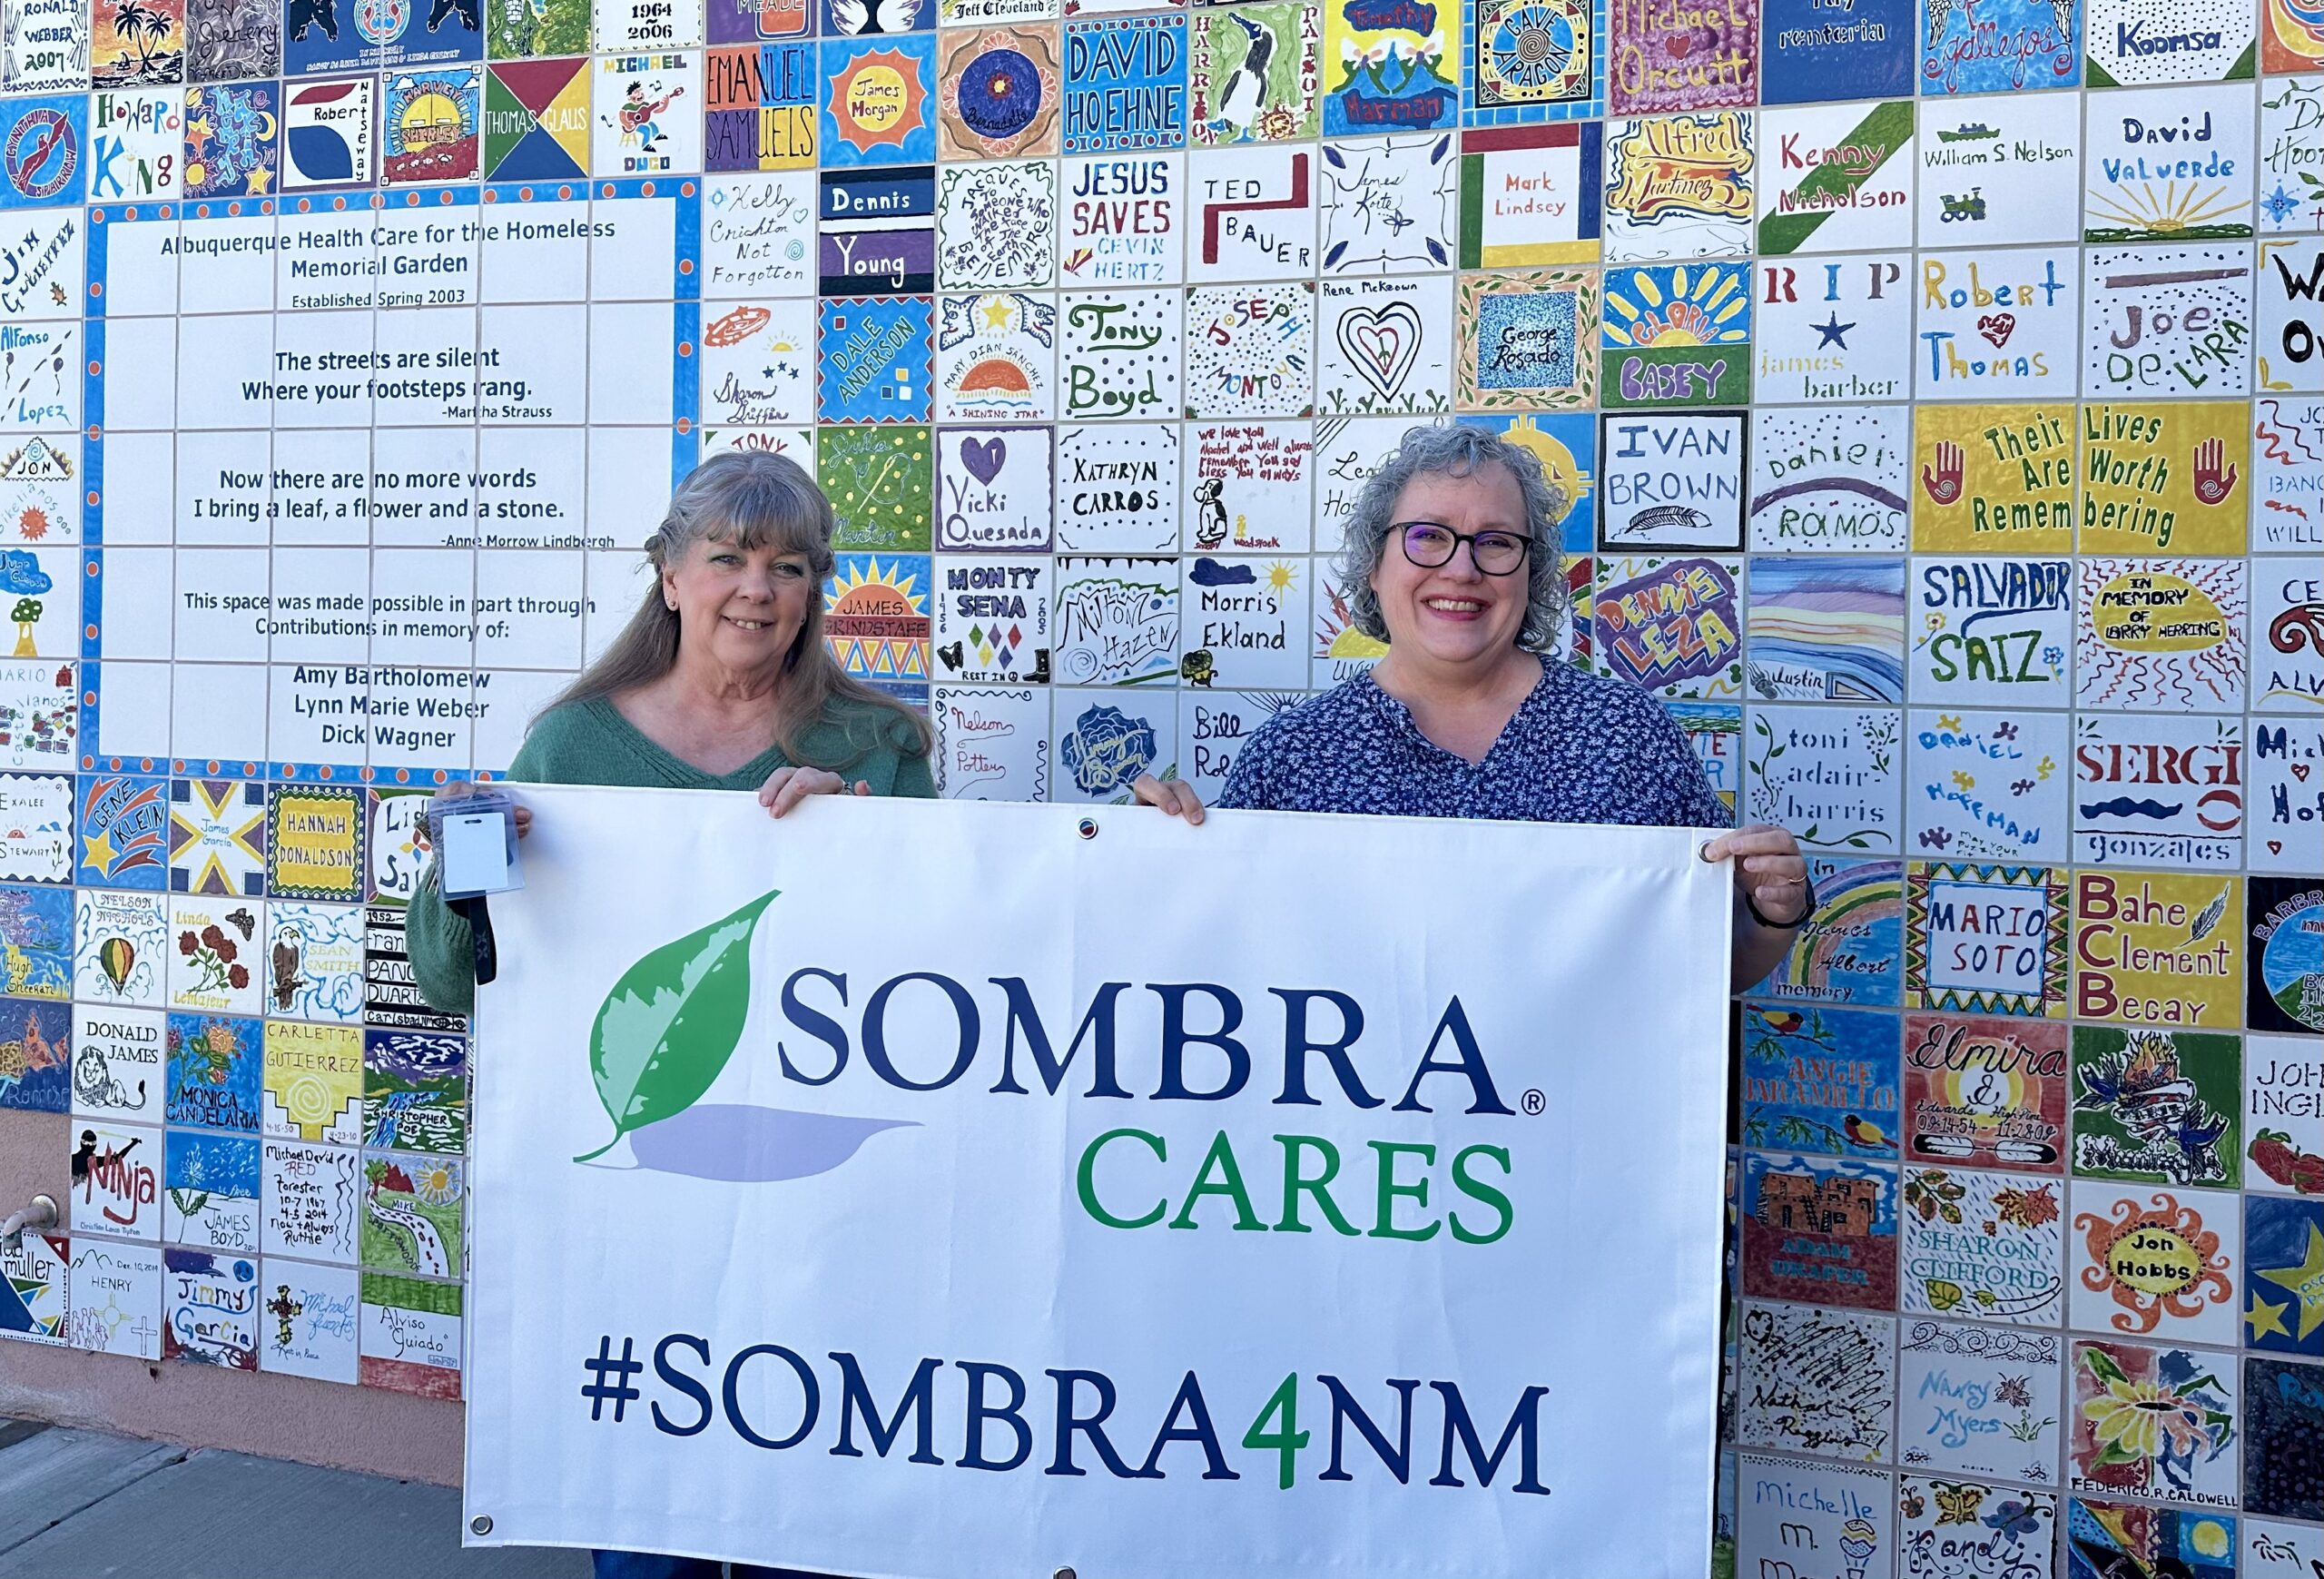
[0,1417,588,1578]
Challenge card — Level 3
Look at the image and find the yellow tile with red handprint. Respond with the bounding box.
[2080,402,2250,557]
[1912,404,2077,555]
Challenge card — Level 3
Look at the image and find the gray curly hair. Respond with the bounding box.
[1333,424,1572,652]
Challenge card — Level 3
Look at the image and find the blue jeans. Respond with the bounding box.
[592,1554,844,1579]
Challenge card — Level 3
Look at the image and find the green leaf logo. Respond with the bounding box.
[576,890,781,1163]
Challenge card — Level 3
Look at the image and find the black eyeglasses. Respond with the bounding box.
[1395,521,1532,576]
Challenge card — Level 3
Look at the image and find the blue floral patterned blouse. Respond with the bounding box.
[1216,660,1732,828]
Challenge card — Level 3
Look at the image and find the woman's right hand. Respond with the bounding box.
[1130,775,1206,824]
[428,781,534,840]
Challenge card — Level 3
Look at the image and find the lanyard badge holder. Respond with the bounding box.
[428,788,524,986]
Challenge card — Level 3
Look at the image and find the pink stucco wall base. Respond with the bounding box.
[0,1109,466,1486]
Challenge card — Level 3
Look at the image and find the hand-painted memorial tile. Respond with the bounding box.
[1456,268,1595,410]
[2259,239,2324,392]
[2073,714,2244,870]
[822,552,931,689]
[2075,557,2248,714]
[0,995,65,1110]
[1669,700,1736,811]
[1761,0,1912,103]
[1183,419,1314,552]
[822,0,926,35]
[703,173,814,296]
[1742,1150,1899,1308]
[358,797,430,910]
[2259,80,2322,230]
[2251,394,2324,555]
[1060,287,1180,423]
[1904,706,2067,863]
[5,0,93,90]
[256,897,359,1018]
[2248,1520,2324,1579]
[1056,422,1179,552]
[483,60,587,182]
[0,434,81,546]
[1595,552,1741,697]
[1177,689,1305,805]
[592,52,701,175]
[1187,143,1318,282]
[92,1,183,87]
[2247,1036,2324,1198]
[1063,15,1187,153]
[1914,248,2079,401]
[71,1005,163,1123]
[2071,1339,2240,1505]
[2083,83,2254,243]
[2073,869,2243,1029]
[2064,1498,2237,1578]
[1748,409,1908,551]
[170,779,265,896]
[704,42,816,171]
[1180,555,1305,689]
[74,891,165,1011]
[374,0,483,70]
[1899,1163,2065,1323]
[1317,134,1454,275]
[1753,855,1905,1008]
[939,25,1063,162]
[2069,1181,2240,1343]
[2245,1195,2324,1356]
[1183,281,1313,419]
[1746,557,1905,705]
[1464,0,1598,122]
[1748,705,1904,856]
[816,296,933,424]
[74,1120,163,1242]
[1917,96,2080,248]
[2070,1024,2240,1188]
[1052,686,1176,800]
[67,1240,162,1358]
[1316,275,1451,415]
[162,1129,257,1249]
[2250,876,2324,1036]
[1188,2,1318,147]
[162,1247,256,1367]
[931,686,1050,800]
[932,554,1050,684]
[1918,0,2078,94]
[360,1150,463,1278]
[182,82,274,199]
[2079,401,2249,557]
[0,772,69,884]
[817,423,932,549]
[261,1018,360,1144]
[488,0,591,56]
[1599,262,1748,410]
[600,0,704,48]
[938,425,1053,552]
[1320,0,1458,134]
[0,880,70,1000]
[1754,256,1912,405]
[364,907,468,1036]
[2083,254,2253,403]
[267,785,360,903]
[2248,718,2324,877]
[1459,411,1592,555]
[363,1028,466,1154]
[2243,1357,2324,1520]
[1757,101,1914,257]
[1600,112,1750,262]
[259,1258,357,1383]
[1904,1012,2067,1173]
[1054,553,1178,685]
[1898,1479,2057,1574]
[1736,1300,1896,1460]
[702,299,816,426]
[1606,0,1754,113]
[1739,1002,1901,1160]
[2085,0,2253,85]
[1906,860,2069,1018]
[941,0,1050,31]
[359,1271,461,1396]
[1456,124,1600,268]
[1735,1456,1893,1579]
[281,76,376,192]
[1062,153,1187,287]
[1913,405,2077,555]
[261,1137,357,1263]
[937,163,1057,291]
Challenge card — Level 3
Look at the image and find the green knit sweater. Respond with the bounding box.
[406,694,935,1014]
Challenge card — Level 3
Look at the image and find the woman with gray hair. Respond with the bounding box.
[1133,423,1811,990]
[407,449,933,1030]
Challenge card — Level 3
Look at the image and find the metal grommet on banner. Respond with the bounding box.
[1053,1568,1077,1579]
[1077,818,1098,841]
[470,1515,494,1536]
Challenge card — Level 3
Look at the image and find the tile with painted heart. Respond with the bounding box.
[1315,273,1452,416]
[1914,246,2080,402]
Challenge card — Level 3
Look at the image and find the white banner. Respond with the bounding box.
[465,789,1731,1579]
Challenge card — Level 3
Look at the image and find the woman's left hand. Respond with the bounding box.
[1703,823,1810,927]
[758,765,871,818]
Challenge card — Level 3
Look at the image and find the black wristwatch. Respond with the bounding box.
[1744,870,1817,932]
